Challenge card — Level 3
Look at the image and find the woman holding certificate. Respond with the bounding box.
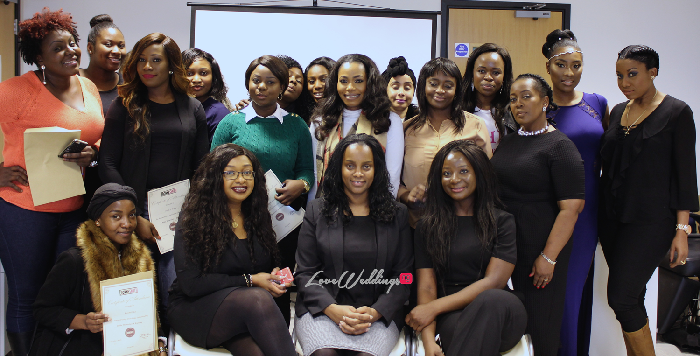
[98,32,209,322]
[0,9,104,355]
[168,144,296,355]
[294,134,413,356]
[32,183,165,356]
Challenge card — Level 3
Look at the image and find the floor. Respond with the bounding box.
[657,338,699,356]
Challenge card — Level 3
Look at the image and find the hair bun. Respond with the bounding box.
[90,14,113,28]
[385,56,409,78]
[542,29,577,58]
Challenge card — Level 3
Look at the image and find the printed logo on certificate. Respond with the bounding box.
[101,271,157,356]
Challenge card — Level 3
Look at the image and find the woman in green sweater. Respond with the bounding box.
[211,55,314,325]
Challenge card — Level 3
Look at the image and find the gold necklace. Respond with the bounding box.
[231,211,241,229]
[624,89,658,136]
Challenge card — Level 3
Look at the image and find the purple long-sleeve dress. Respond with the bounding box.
[547,92,607,356]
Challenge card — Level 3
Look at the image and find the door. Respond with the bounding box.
[0,1,17,163]
[442,1,570,84]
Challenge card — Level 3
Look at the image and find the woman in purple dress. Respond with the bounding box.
[543,30,609,356]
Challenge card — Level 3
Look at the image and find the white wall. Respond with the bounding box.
[20,0,700,184]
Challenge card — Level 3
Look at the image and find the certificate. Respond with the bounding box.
[264,170,305,242]
[147,180,190,253]
[101,271,157,356]
[23,127,85,206]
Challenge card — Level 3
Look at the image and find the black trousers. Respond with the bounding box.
[436,289,527,356]
[599,216,674,332]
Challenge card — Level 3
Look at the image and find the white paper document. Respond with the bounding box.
[101,271,157,356]
[264,170,305,242]
[23,127,85,206]
[147,180,190,253]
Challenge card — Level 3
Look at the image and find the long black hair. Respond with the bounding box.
[418,140,501,283]
[314,54,392,140]
[182,48,234,111]
[461,43,513,138]
[320,134,397,225]
[180,144,279,272]
[405,57,464,134]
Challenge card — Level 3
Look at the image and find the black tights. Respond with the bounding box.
[311,349,373,356]
[206,287,296,356]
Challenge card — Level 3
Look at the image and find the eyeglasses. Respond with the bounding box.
[223,170,255,180]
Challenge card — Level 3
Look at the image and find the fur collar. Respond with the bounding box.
[76,220,155,317]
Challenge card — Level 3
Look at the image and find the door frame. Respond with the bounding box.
[440,0,571,58]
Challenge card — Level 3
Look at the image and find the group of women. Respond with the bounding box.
[0,7,696,356]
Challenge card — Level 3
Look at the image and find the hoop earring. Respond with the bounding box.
[278,92,284,100]
[41,65,46,85]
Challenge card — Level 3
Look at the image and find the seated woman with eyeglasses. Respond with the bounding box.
[167,144,296,355]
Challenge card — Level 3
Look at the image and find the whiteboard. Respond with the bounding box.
[190,5,437,104]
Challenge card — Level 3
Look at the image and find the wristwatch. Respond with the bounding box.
[677,224,692,235]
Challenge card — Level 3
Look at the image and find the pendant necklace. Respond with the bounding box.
[231,211,241,229]
[624,89,658,136]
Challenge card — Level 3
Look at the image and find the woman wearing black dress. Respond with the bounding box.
[295,134,413,356]
[406,140,527,356]
[491,74,585,356]
[600,45,698,355]
[168,144,295,355]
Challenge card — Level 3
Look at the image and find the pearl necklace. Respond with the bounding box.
[518,124,549,136]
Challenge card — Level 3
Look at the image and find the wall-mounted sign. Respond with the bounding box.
[455,43,470,57]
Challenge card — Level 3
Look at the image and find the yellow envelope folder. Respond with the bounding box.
[24,127,85,206]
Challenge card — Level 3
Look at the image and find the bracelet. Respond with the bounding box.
[243,274,252,287]
[300,179,311,194]
[540,251,557,265]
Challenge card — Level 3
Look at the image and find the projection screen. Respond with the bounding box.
[189,4,438,104]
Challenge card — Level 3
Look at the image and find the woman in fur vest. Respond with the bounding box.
[31,183,166,356]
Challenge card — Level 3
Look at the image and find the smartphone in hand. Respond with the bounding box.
[59,139,88,158]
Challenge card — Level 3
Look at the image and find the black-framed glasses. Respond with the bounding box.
[223,170,255,180]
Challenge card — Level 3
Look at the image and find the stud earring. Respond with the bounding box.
[168,71,173,75]
[542,106,547,112]
[651,75,656,80]
[95,221,100,226]
[41,65,46,85]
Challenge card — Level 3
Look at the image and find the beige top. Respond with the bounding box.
[402,111,492,227]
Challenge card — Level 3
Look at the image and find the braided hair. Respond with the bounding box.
[617,45,659,71]
[514,73,558,113]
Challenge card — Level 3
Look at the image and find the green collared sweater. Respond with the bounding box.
[211,111,314,185]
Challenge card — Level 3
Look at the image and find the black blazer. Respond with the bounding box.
[99,93,209,205]
[31,248,102,356]
[294,199,413,327]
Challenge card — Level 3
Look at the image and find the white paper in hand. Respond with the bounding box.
[264,170,305,242]
[147,180,190,253]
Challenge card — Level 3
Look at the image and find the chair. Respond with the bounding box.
[291,320,411,356]
[168,329,229,356]
[411,332,533,356]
